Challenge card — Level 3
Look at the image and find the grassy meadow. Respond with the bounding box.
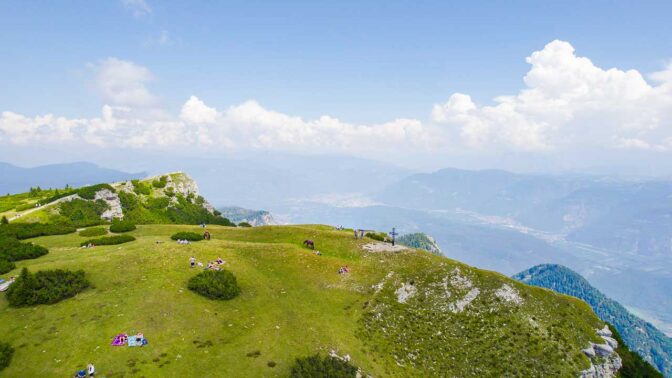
[0,224,603,377]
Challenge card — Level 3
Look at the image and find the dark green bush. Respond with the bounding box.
[0,259,16,275]
[5,268,90,307]
[0,238,48,261]
[109,219,136,233]
[78,227,107,237]
[164,187,175,197]
[365,232,387,242]
[171,231,203,241]
[238,222,252,228]
[131,180,151,195]
[152,176,168,188]
[290,354,358,377]
[0,223,75,240]
[59,199,108,227]
[76,184,115,200]
[0,342,14,371]
[187,270,240,300]
[80,234,135,247]
[0,216,7,225]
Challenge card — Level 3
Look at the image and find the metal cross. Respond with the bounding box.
[389,227,398,246]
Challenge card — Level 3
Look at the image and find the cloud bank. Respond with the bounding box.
[2,40,672,167]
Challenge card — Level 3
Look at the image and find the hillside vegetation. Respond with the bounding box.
[513,264,672,376]
[0,174,633,377]
[0,221,616,377]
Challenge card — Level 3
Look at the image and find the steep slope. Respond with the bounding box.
[513,264,672,376]
[0,162,144,194]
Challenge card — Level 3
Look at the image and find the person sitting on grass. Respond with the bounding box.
[190,256,195,268]
[87,363,95,378]
[216,256,224,264]
[135,332,144,345]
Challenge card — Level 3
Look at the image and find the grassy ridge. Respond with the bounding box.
[0,225,604,377]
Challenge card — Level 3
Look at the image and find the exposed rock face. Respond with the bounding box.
[494,284,524,305]
[395,283,417,303]
[95,189,123,220]
[580,327,623,378]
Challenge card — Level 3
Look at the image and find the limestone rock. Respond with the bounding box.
[95,189,123,220]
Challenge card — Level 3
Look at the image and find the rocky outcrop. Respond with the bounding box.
[580,326,622,378]
[395,283,417,303]
[95,189,123,220]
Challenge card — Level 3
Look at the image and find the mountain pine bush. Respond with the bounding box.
[0,342,13,371]
[289,354,358,377]
[6,268,89,307]
[188,270,240,300]
[80,234,135,247]
[78,227,107,237]
[0,259,15,275]
[109,219,136,233]
[171,232,203,241]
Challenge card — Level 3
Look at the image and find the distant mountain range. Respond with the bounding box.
[0,162,144,194]
[513,264,672,376]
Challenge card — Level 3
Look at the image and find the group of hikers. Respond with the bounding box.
[73,363,95,378]
[176,239,191,245]
[81,243,96,248]
[353,229,365,239]
[190,256,226,270]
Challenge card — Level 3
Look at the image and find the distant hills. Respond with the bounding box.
[218,206,277,226]
[0,162,144,194]
[396,232,442,254]
[513,264,672,376]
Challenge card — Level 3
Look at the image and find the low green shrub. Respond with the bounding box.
[171,231,203,241]
[0,223,75,240]
[76,184,115,200]
[80,234,135,247]
[59,199,108,227]
[152,176,168,188]
[78,227,107,237]
[0,259,16,275]
[109,219,136,233]
[0,342,14,371]
[238,222,253,228]
[131,180,151,195]
[0,238,48,261]
[188,270,240,300]
[365,232,387,242]
[5,268,90,307]
[290,354,358,377]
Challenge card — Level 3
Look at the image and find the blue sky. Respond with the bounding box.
[1,1,672,173]
[2,0,670,121]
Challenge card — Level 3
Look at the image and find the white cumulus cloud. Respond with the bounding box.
[432,40,672,152]
[180,96,219,124]
[93,58,156,108]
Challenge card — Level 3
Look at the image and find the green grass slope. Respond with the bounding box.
[513,264,672,376]
[0,224,609,377]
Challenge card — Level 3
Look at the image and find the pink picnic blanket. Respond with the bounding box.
[111,333,127,346]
